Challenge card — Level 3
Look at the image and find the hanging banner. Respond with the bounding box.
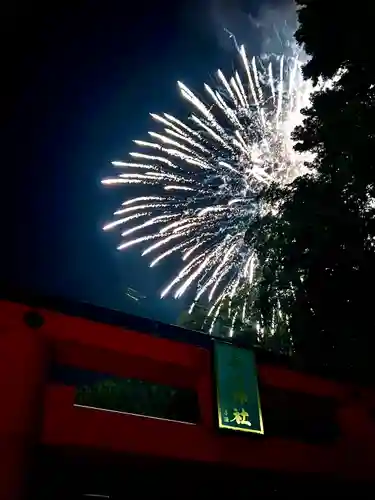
[214,341,264,434]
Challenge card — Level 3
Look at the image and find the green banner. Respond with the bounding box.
[214,341,264,434]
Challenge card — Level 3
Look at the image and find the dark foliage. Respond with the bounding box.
[249,1,375,382]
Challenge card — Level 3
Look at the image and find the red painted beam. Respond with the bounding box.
[42,384,349,477]
[258,364,347,400]
[0,300,206,370]
[55,341,200,389]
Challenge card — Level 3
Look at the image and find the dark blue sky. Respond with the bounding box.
[5,0,284,323]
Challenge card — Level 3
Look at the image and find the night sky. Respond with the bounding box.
[4,0,289,323]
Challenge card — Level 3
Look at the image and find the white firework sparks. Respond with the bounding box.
[103,44,314,333]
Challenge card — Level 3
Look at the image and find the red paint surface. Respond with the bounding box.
[1,298,375,499]
[0,308,48,500]
[43,384,342,475]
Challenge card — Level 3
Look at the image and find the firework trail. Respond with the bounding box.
[103,44,313,335]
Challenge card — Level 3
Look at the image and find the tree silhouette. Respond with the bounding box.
[247,1,375,380]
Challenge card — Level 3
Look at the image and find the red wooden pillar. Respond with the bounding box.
[0,314,48,500]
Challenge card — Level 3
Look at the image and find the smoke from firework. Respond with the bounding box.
[209,0,298,56]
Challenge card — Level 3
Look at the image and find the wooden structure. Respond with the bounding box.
[1,292,375,498]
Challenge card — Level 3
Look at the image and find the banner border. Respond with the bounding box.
[214,341,265,435]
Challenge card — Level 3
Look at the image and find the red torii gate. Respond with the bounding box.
[1,296,375,499]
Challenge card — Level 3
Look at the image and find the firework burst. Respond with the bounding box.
[103,44,313,335]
